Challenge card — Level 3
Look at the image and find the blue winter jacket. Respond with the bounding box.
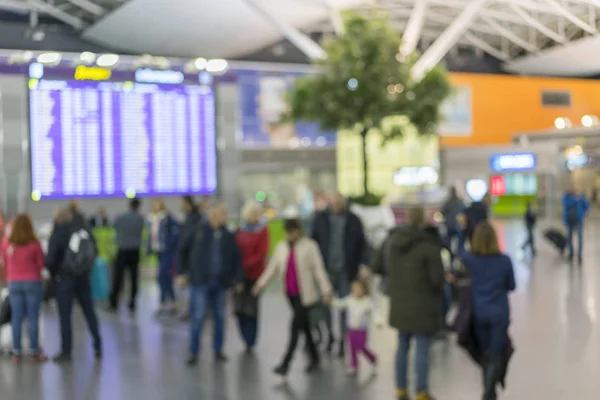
[147,214,180,255]
[459,251,515,320]
[562,194,589,226]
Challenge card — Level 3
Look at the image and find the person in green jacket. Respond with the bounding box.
[372,205,445,400]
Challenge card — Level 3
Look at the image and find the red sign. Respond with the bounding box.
[490,175,506,196]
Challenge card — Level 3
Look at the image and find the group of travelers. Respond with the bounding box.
[0,182,591,400]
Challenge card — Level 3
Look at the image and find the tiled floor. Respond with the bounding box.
[1,220,600,399]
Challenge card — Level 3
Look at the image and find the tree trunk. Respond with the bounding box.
[360,127,369,196]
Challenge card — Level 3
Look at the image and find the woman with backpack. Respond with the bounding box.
[1,214,47,362]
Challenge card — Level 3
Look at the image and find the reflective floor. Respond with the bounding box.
[1,220,600,399]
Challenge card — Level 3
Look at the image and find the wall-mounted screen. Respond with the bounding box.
[29,79,216,200]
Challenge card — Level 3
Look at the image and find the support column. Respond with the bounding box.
[401,0,428,56]
[411,0,488,81]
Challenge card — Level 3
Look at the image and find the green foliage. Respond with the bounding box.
[285,11,452,195]
[348,193,384,207]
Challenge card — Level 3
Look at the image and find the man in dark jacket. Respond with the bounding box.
[46,207,102,363]
[177,203,243,365]
[177,196,204,320]
[460,192,491,243]
[372,205,444,400]
[311,192,368,356]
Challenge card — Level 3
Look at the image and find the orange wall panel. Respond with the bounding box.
[441,73,600,148]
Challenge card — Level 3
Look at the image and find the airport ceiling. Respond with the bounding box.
[1,0,600,76]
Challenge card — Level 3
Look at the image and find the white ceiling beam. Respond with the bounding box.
[64,0,104,16]
[510,4,567,44]
[245,0,327,60]
[0,0,84,28]
[547,0,597,34]
[464,32,509,61]
[481,16,538,52]
[400,0,428,55]
[411,0,489,81]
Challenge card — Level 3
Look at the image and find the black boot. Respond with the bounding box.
[483,354,501,400]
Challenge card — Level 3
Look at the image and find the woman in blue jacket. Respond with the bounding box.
[148,199,180,316]
[459,221,515,400]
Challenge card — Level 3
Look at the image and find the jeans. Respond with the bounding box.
[567,222,584,261]
[522,225,536,254]
[474,316,509,354]
[396,332,431,393]
[237,280,259,348]
[446,226,459,262]
[110,248,140,309]
[189,284,226,356]
[56,275,102,356]
[157,252,175,305]
[347,329,376,370]
[441,283,453,326]
[8,281,43,354]
[281,296,319,367]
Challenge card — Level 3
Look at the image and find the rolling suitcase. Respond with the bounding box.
[90,258,110,301]
[543,228,567,253]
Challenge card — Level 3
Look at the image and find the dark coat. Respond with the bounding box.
[176,210,203,272]
[46,220,97,280]
[177,223,243,289]
[311,208,368,281]
[454,286,514,389]
[372,226,445,334]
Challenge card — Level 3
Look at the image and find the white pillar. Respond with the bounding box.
[401,0,428,56]
[245,0,327,60]
[411,0,489,81]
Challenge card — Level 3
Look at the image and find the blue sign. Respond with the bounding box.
[490,153,536,172]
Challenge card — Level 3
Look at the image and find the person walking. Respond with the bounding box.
[372,205,445,400]
[459,222,515,400]
[311,192,369,356]
[459,192,491,245]
[148,199,180,316]
[177,196,204,321]
[110,198,145,313]
[332,279,382,376]
[235,201,269,353]
[521,202,537,257]
[46,207,102,363]
[440,186,465,259]
[1,214,47,363]
[562,185,589,265]
[177,203,243,365]
[253,208,332,377]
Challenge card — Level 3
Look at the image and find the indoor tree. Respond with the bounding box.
[286,11,451,201]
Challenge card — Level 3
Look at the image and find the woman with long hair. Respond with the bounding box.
[235,201,269,353]
[148,199,180,316]
[460,221,515,400]
[1,214,47,362]
[253,208,332,377]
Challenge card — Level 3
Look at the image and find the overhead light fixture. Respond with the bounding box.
[29,27,45,42]
[96,54,119,67]
[194,57,207,70]
[581,115,598,128]
[554,117,571,130]
[206,59,228,73]
[36,52,61,64]
[79,51,96,65]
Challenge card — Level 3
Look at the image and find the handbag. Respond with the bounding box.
[234,289,258,318]
[0,295,10,326]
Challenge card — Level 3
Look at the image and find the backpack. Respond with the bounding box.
[62,229,97,276]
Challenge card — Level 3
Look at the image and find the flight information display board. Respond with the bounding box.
[29,79,217,199]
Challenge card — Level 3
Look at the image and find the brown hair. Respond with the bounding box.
[407,205,425,227]
[352,279,370,297]
[8,214,38,246]
[470,221,501,256]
